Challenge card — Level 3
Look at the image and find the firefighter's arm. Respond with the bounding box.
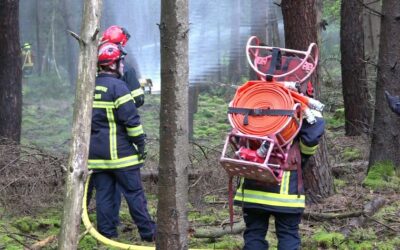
[122,66,145,108]
[298,111,325,156]
[114,84,146,147]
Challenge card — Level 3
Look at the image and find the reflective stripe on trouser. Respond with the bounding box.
[88,154,143,169]
[234,178,305,208]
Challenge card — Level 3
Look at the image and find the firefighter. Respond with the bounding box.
[385,90,400,115]
[234,112,325,249]
[101,25,145,108]
[89,42,155,241]
[21,42,34,77]
[86,25,146,224]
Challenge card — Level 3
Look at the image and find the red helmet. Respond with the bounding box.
[98,42,125,66]
[101,25,130,46]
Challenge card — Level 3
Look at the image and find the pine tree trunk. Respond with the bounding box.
[61,0,81,87]
[0,0,22,143]
[58,0,102,249]
[249,0,267,80]
[341,0,371,136]
[369,0,400,171]
[266,1,281,47]
[157,0,190,249]
[228,0,241,85]
[281,0,334,201]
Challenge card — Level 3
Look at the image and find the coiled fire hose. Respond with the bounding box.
[228,80,323,143]
[82,175,208,250]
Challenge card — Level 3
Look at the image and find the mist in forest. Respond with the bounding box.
[19,0,284,92]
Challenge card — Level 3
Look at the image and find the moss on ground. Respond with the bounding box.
[363,161,400,191]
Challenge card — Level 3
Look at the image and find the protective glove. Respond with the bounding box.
[385,90,400,115]
[137,143,147,161]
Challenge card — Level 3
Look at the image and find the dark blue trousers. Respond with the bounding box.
[86,178,121,225]
[93,168,155,240]
[243,208,302,250]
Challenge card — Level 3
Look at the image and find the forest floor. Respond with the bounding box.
[0,88,400,249]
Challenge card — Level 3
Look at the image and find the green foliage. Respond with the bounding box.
[312,229,345,248]
[325,108,345,129]
[205,235,242,249]
[22,73,74,153]
[342,147,362,162]
[334,178,346,189]
[363,161,400,191]
[79,235,98,249]
[194,93,231,142]
[375,200,400,218]
[12,217,39,233]
[323,0,341,23]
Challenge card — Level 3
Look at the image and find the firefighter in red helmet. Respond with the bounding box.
[89,42,155,241]
[101,25,145,108]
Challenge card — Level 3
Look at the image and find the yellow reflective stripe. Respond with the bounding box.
[126,125,144,137]
[94,94,102,100]
[234,189,305,208]
[300,139,318,155]
[131,88,144,98]
[106,108,117,160]
[88,155,144,169]
[93,101,115,108]
[95,86,108,92]
[279,171,290,195]
[115,94,133,108]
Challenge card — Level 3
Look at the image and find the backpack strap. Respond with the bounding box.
[228,176,234,230]
[266,48,282,81]
[228,107,295,125]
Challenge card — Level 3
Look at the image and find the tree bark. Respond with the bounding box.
[157,0,190,249]
[228,0,241,85]
[369,0,400,171]
[0,0,22,143]
[281,0,334,201]
[340,0,371,136]
[57,0,102,249]
[266,1,281,47]
[61,0,81,88]
[249,0,267,80]
[363,0,381,60]
[35,0,42,75]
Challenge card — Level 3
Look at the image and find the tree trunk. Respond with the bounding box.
[363,0,381,60]
[340,0,371,136]
[61,0,81,87]
[281,0,334,201]
[249,0,267,80]
[266,1,281,47]
[0,0,22,143]
[228,0,241,85]
[35,0,42,75]
[369,0,400,171]
[157,0,189,249]
[58,0,102,249]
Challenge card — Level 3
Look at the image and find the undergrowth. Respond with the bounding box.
[1,73,398,250]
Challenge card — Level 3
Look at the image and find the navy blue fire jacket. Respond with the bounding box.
[122,62,144,108]
[88,73,145,170]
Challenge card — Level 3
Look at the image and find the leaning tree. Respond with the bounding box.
[58,0,102,249]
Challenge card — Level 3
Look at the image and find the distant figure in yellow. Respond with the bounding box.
[21,42,34,77]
